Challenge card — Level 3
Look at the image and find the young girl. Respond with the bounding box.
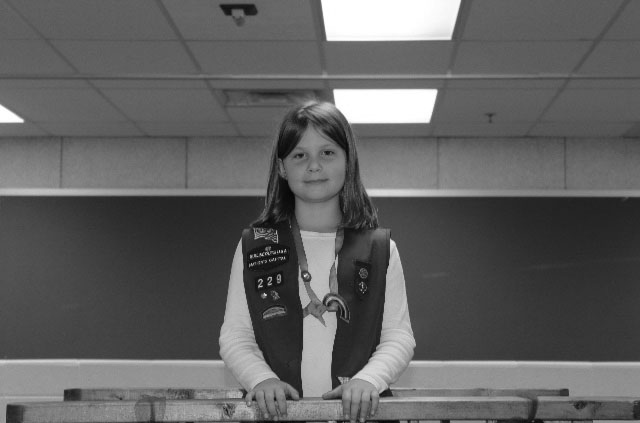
[219,101,415,422]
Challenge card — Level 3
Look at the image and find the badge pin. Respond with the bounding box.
[358,267,369,279]
[260,292,268,300]
[357,281,368,296]
[270,290,280,301]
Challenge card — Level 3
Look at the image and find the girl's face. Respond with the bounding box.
[278,126,346,207]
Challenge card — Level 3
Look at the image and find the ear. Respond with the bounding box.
[277,159,287,180]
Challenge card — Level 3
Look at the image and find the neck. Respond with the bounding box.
[294,200,342,233]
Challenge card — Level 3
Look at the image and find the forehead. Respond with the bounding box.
[294,126,339,149]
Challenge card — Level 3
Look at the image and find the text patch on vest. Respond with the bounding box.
[246,244,290,271]
[254,271,284,291]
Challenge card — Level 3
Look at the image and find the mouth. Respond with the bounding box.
[305,179,328,184]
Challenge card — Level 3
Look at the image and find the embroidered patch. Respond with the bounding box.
[354,260,371,299]
[246,244,289,271]
[253,227,278,243]
[338,376,351,385]
[254,271,284,292]
[269,290,280,301]
[262,305,287,320]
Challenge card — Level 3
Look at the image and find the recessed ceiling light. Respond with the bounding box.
[321,0,461,41]
[0,103,23,123]
[333,89,437,123]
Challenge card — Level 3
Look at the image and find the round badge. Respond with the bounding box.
[301,270,312,282]
[358,268,369,279]
[260,292,268,299]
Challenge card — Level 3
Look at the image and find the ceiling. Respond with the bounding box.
[0,0,639,139]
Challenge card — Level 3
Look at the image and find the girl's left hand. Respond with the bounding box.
[321,379,379,423]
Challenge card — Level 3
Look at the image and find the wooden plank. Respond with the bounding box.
[63,387,569,401]
[536,397,640,420]
[7,397,534,423]
[63,388,245,401]
[393,388,570,398]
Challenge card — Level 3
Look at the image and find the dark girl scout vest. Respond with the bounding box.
[241,221,390,396]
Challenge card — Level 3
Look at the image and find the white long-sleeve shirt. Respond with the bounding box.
[219,230,415,397]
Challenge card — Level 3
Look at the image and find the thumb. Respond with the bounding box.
[285,384,300,400]
[321,385,343,400]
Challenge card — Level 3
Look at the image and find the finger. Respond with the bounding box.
[255,390,269,420]
[359,392,371,423]
[370,391,379,417]
[285,384,300,401]
[350,390,361,423]
[342,388,352,421]
[275,388,287,417]
[321,385,341,400]
[265,391,279,419]
[245,390,255,406]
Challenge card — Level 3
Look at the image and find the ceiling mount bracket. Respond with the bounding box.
[220,4,257,27]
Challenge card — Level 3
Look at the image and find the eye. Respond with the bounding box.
[290,151,305,159]
[322,150,336,157]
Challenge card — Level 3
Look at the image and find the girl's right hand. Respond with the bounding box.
[245,378,300,420]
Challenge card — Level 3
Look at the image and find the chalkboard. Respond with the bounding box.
[1,196,639,360]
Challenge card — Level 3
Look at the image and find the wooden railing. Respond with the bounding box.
[6,388,640,423]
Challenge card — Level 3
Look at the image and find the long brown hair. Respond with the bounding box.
[253,101,378,230]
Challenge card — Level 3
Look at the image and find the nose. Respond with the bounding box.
[307,156,322,172]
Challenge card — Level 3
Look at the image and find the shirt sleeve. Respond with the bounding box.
[351,239,416,392]
[219,239,279,390]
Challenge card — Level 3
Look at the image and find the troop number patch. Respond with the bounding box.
[255,271,284,292]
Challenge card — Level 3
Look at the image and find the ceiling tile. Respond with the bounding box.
[530,122,633,138]
[0,1,40,39]
[431,122,532,137]
[92,80,209,90]
[0,80,90,89]
[52,41,198,74]
[10,0,176,40]
[137,121,238,137]
[462,0,623,40]
[189,41,322,74]
[543,89,640,122]
[623,123,640,137]
[162,0,318,41]
[446,79,563,89]
[352,124,432,138]
[324,41,453,74]
[207,79,326,90]
[578,41,640,76]
[37,121,145,137]
[226,106,291,123]
[0,122,49,136]
[0,87,126,122]
[434,88,557,123]
[565,79,640,89]
[0,40,75,73]
[605,0,640,40]
[453,41,591,74]
[100,88,228,122]
[235,121,281,137]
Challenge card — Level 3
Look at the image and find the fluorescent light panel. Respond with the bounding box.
[0,103,24,123]
[334,89,437,123]
[321,0,461,41]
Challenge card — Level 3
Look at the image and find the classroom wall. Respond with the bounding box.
[2,135,640,421]
[1,136,640,190]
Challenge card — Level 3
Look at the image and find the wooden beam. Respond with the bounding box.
[8,397,535,423]
[63,387,569,401]
[536,397,640,420]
